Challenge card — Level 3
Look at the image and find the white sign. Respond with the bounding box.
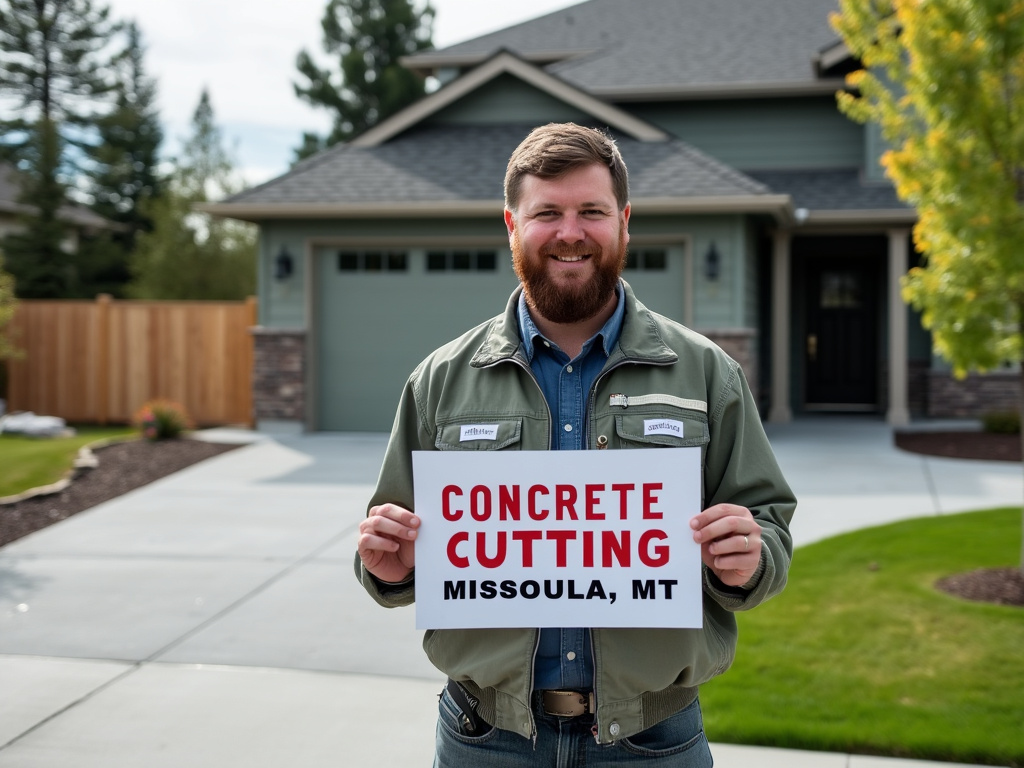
[412,448,703,630]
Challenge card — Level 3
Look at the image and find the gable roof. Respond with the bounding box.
[353,50,669,148]
[203,123,790,222]
[404,0,847,99]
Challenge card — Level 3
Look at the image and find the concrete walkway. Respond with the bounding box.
[0,418,1018,767]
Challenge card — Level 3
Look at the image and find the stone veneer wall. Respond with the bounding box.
[252,328,306,423]
[927,371,1020,418]
[703,329,758,406]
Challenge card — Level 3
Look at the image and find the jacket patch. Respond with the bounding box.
[644,418,686,437]
[460,424,500,442]
[610,394,707,413]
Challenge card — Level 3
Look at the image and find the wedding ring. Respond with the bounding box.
[743,535,749,551]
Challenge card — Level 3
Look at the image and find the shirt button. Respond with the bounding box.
[566,364,573,373]
[566,651,576,661]
[609,722,620,737]
[543,341,551,348]
[564,424,573,432]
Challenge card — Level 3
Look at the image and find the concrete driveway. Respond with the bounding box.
[0,418,1018,767]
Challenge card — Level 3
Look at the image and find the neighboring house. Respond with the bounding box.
[0,163,117,255]
[205,0,1015,433]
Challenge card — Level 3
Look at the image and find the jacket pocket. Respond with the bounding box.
[613,407,709,448]
[435,418,523,451]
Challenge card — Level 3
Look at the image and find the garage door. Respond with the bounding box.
[314,244,687,432]
[315,247,518,431]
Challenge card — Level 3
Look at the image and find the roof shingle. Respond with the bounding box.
[414,0,846,94]
[227,123,772,207]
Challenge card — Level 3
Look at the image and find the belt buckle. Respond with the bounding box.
[542,690,594,717]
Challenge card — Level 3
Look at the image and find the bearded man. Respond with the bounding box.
[356,122,796,767]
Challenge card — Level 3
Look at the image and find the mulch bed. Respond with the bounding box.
[936,568,1024,607]
[0,438,240,548]
[894,429,1023,608]
[894,430,1021,463]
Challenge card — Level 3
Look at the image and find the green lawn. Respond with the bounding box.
[0,426,136,498]
[701,507,1024,767]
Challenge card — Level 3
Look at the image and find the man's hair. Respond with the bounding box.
[504,123,629,213]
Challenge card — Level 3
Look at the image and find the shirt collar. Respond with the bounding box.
[517,281,625,363]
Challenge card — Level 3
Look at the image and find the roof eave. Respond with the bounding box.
[199,195,795,223]
[596,80,850,102]
[197,200,506,222]
[796,208,917,227]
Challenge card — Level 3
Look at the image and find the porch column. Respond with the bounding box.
[769,229,792,423]
[886,228,911,426]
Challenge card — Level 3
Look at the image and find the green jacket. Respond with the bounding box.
[356,281,796,744]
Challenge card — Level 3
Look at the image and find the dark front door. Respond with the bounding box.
[805,258,879,408]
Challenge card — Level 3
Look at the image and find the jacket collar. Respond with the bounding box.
[470,279,678,368]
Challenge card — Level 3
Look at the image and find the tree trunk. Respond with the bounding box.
[1019,365,1024,573]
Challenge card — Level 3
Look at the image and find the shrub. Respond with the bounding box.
[981,410,1020,435]
[133,399,192,440]
[0,255,18,364]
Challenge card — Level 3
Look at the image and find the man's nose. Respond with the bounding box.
[556,213,586,243]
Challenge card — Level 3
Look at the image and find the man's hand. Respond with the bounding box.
[358,503,421,584]
[690,503,762,588]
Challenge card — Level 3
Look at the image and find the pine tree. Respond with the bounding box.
[293,0,434,159]
[84,20,164,295]
[128,90,256,300]
[0,0,121,297]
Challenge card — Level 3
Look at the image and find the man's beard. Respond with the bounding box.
[511,228,627,325]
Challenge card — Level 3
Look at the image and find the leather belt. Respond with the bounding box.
[541,690,595,717]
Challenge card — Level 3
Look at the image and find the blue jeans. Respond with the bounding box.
[433,687,713,767]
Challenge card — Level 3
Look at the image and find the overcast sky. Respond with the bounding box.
[101,0,582,187]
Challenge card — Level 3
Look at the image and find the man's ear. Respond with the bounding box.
[504,208,516,237]
[622,203,631,245]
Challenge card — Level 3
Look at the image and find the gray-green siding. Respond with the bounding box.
[630,97,864,170]
[425,74,592,126]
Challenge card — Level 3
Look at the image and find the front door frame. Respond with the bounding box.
[767,226,912,425]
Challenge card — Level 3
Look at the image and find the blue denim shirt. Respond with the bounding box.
[516,284,625,691]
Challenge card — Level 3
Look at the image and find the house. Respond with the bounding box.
[204,0,1014,433]
[0,163,119,255]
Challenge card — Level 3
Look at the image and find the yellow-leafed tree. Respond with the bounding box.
[832,0,1024,570]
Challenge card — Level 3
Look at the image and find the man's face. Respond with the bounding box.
[505,163,630,325]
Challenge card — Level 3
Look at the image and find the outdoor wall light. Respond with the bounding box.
[274,246,294,281]
[704,242,720,282]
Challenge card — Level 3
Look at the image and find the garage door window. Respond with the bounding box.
[427,249,498,272]
[625,248,667,271]
[338,250,408,271]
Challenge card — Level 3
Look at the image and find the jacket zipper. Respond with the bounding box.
[584,354,676,742]
[501,352,551,744]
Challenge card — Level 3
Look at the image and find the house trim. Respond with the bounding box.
[797,208,917,226]
[400,49,595,73]
[591,80,851,102]
[887,228,911,426]
[769,226,913,426]
[352,50,670,148]
[201,195,794,223]
[816,40,855,75]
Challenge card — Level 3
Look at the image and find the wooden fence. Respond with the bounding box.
[5,295,258,427]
